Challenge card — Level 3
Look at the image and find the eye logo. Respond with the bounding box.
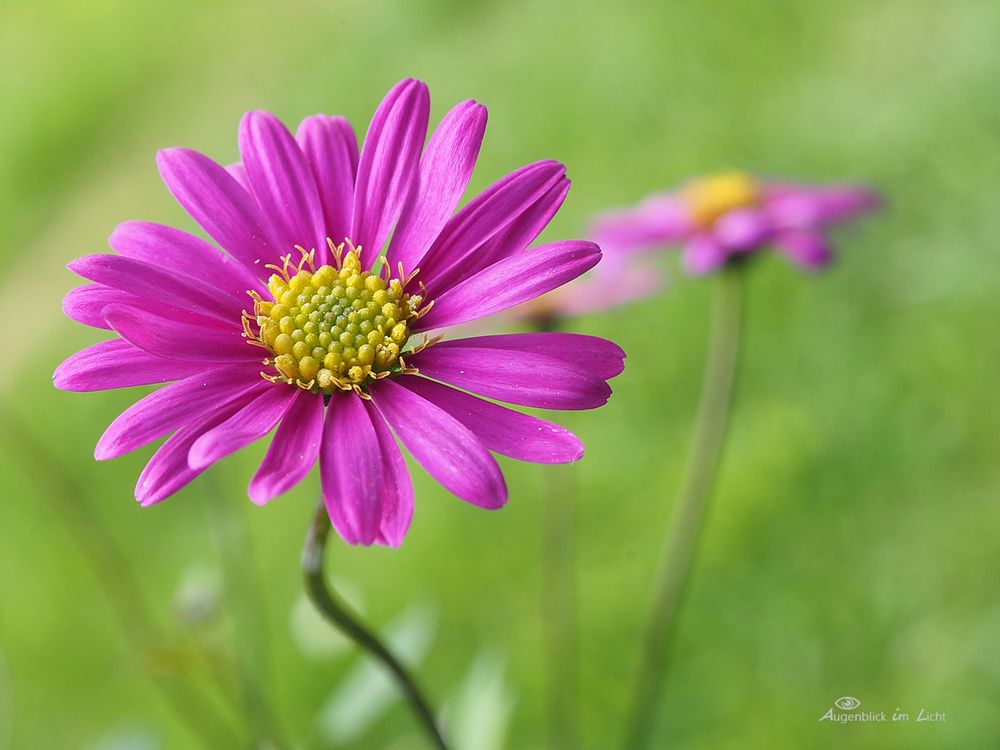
[835,696,861,710]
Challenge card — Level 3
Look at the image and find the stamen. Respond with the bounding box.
[244,240,431,394]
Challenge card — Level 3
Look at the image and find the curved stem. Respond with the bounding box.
[622,267,745,750]
[302,501,450,750]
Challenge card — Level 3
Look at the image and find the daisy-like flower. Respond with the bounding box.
[54,78,624,547]
[590,171,881,275]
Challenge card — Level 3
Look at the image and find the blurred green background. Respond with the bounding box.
[2,0,999,748]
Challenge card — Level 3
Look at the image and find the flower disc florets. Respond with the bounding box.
[246,242,424,394]
[682,171,759,227]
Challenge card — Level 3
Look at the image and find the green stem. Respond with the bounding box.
[541,465,578,750]
[622,267,745,750]
[301,500,450,750]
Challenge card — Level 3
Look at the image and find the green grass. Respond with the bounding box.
[2,0,999,747]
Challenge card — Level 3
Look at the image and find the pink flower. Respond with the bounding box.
[54,79,625,547]
[508,257,664,327]
[590,172,881,275]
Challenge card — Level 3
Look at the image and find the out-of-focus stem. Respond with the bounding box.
[204,474,287,749]
[302,500,449,750]
[0,402,241,749]
[622,267,744,750]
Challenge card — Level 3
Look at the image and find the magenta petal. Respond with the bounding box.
[414,240,601,331]
[589,194,695,254]
[403,377,584,464]
[68,254,241,323]
[408,344,611,410]
[458,178,570,282]
[54,339,211,392]
[136,414,225,507]
[157,147,280,279]
[62,284,232,331]
[239,110,327,260]
[188,385,298,470]
[773,230,833,269]
[432,332,625,380]
[320,394,384,546]
[370,378,506,509]
[248,390,324,505]
[63,284,126,330]
[110,221,263,298]
[226,162,250,191]
[364,400,413,547]
[386,100,488,273]
[135,391,260,507]
[104,304,253,363]
[351,79,431,268]
[296,115,360,255]
[682,234,729,275]
[417,161,566,291]
[95,364,266,460]
[532,262,662,318]
[422,173,570,298]
[809,185,882,224]
[712,208,770,251]
[765,183,881,229]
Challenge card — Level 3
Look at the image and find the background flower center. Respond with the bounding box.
[682,171,759,227]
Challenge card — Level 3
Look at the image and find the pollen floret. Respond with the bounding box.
[251,246,422,393]
[682,171,759,227]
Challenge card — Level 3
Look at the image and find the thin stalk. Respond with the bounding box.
[622,267,745,750]
[541,466,579,750]
[204,474,287,749]
[0,402,241,749]
[301,500,450,750]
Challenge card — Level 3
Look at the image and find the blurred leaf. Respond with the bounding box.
[172,562,222,627]
[444,651,516,750]
[85,724,159,750]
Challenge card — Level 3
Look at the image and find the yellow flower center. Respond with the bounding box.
[245,243,424,394]
[682,171,759,227]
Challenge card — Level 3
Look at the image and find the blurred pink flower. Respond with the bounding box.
[508,255,664,327]
[54,78,625,547]
[590,172,881,275]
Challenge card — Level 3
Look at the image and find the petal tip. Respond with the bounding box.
[241,108,281,130]
[52,364,70,391]
[65,257,90,276]
[137,495,156,508]
[376,533,406,549]
[186,445,212,472]
[247,478,276,507]
[155,147,183,170]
